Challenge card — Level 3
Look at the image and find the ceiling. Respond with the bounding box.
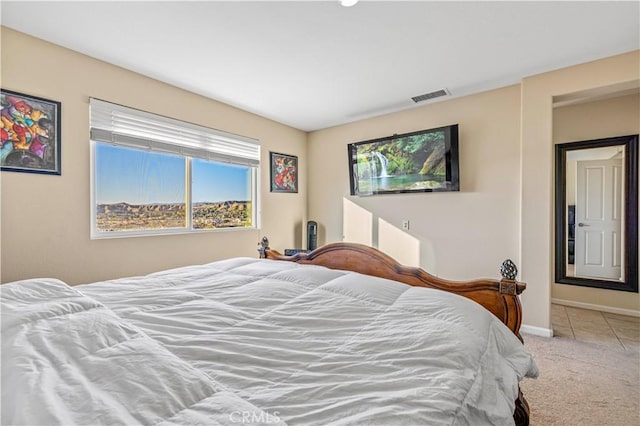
[1,1,639,132]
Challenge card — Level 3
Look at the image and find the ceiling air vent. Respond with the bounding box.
[411,89,450,103]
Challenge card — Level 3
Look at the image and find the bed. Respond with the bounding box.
[1,241,537,425]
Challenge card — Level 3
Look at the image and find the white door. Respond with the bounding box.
[574,158,623,280]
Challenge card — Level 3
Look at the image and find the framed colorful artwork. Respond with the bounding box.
[270,152,298,193]
[1,89,62,175]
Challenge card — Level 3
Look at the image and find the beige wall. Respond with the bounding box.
[552,93,640,313]
[0,28,307,285]
[520,50,639,330]
[308,84,522,281]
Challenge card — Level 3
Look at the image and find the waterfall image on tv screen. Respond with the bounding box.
[348,124,459,195]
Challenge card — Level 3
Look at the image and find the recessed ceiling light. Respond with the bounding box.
[341,0,359,7]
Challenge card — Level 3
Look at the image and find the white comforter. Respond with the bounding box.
[2,258,538,425]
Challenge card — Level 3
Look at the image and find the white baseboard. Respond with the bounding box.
[520,324,554,337]
[552,298,640,318]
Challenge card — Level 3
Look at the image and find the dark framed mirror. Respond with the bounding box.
[555,134,638,292]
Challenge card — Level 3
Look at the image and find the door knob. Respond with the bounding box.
[578,222,589,227]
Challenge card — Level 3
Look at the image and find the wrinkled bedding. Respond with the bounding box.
[2,257,538,425]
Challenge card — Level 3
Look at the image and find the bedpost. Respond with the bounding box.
[257,236,270,259]
[500,258,518,280]
[500,260,530,426]
[498,258,525,342]
[514,389,531,426]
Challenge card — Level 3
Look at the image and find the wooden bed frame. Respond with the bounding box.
[258,239,531,426]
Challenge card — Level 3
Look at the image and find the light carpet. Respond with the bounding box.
[520,334,639,426]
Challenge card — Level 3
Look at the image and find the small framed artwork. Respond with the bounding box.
[270,152,298,193]
[1,89,62,175]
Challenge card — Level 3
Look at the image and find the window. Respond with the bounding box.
[90,99,259,238]
[191,159,254,229]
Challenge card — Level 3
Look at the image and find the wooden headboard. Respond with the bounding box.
[259,240,526,341]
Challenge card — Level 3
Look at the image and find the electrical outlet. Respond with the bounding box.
[402,219,410,230]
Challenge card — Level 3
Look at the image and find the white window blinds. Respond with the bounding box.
[90,98,260,167]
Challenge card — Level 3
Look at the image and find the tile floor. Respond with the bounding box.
[551,303,640,351]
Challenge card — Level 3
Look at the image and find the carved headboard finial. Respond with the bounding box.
[500,259,518,280]
[258,236,270,258]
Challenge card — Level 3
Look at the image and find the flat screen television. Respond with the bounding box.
[348,124,459,196]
